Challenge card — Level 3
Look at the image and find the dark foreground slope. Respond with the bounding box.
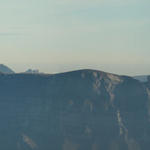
[0,70,150,150]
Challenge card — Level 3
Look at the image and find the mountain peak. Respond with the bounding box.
[0,64,14,74]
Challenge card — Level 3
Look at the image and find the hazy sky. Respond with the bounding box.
[0,0,150,75]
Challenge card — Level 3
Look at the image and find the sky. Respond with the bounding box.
[0,0,150,75]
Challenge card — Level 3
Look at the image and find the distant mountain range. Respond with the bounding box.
[0,64,41,74]
[0,69,150,150]
[25,69,39,74]
[0,64,14,74]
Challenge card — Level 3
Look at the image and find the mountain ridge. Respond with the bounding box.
[0,69,149,150]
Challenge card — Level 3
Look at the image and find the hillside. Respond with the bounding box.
[0,69,150,150]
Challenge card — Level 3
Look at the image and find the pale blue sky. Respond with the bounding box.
[0,0,150,75]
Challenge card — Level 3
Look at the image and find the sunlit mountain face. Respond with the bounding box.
[133,75,149,82]
[0,69,150,150]
[0,64,14,74]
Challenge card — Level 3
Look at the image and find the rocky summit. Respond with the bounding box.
[0,69,150,150]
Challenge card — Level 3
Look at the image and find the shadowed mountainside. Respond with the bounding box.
[0,69,150,150]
